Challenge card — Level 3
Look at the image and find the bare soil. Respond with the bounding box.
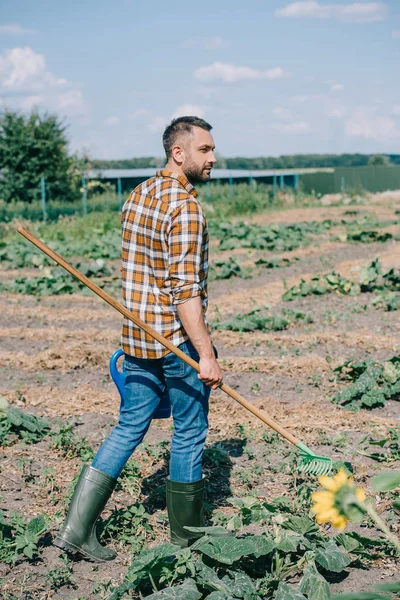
[1,197,399,599]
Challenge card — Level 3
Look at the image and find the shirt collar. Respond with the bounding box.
[156,169,197,198]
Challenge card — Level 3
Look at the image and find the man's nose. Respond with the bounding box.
[210,152,217,164]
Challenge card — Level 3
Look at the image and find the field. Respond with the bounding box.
[0,189,400,599]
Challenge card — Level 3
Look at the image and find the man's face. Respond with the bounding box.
[181,127,217,184]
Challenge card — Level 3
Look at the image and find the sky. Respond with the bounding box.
[0,0,399,160]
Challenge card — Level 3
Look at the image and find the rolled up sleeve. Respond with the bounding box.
[167,199,205,305]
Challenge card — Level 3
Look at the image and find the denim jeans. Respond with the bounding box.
[92,340,210,482]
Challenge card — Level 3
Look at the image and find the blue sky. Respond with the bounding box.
[0,0,399,159]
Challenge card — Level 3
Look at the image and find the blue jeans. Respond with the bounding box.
[92,340,210,482]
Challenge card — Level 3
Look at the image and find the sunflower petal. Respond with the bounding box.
[334,469,348,487]
[331,515,348,530]
[311,490,335,505]
[355,487,366,502]
[319,475,340,491]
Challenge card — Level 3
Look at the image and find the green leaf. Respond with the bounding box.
[222,570,257,599]
[315,540,351,573]
[372,470,400,492]
[0,395,8,418]
[194,562,230,594]
[128,542,180,575]
[299,566,331,600]
[283,515,319,536]
[27,515,46,535]
[196,535,275,565]
[275,581,307,600]
[331,593,389,600]
[276,530,303,552]
[184,526,232,537]
[375,582,400,592]
[145,579,201,599]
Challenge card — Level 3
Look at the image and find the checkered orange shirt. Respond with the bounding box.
[121,169,209,358]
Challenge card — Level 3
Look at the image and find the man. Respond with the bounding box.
[54,116,223,562]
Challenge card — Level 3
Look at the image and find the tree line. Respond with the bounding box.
[93,153,400,170]
[0,108,398,205]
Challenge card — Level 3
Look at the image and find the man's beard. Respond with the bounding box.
[183,159,211,184]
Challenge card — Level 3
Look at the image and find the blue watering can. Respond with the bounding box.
[109,349,171,419]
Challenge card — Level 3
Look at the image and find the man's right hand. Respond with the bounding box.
[198,356,223,390]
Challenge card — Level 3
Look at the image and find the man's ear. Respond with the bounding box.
[171,144,185,165]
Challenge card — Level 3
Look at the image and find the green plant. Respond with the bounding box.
[51,424,94,462]
[0,511,47,564]
[359,427,400,462]
[333,355,400,410]
[100,502,153,553]
[46,554,76,590]
[283,271,358,301]
[0,397,50,446]
[214,307,313,332]
[209,257,252,280]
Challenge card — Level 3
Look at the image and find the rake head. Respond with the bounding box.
[296,442,333,476]
[298,454,333,476]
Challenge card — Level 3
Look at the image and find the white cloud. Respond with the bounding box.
[18,95,44,110]
[171,104,207,119]
[0,47,67,92]
[128,109,151,120]
[331,82,344,91]
[392,105,400,116]
[273,107,293,120]
[104,116,120,126]
[393,30,400,39]
[58,90,85,113]
[0,46,86,117]
[194,62,286,84]
[275,2,388,22]
[147,105,208,134]
[181,36,229,49]
[148,115,168,134]
[0,24,36,35]
[326,106,347,119]
[290,94,325,103]
[345,107,398,140]
[273,121,310,133]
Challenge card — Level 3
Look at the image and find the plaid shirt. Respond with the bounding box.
[121,169,209,358]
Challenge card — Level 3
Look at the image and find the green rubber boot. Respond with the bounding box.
[166,477,205,548]
[54,464,117,562]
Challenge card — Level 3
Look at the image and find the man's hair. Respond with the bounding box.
[162,116,212,159]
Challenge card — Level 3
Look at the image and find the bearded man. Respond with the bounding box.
[54,116,223,561]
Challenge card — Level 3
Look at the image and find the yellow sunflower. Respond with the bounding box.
[311,468,366,531]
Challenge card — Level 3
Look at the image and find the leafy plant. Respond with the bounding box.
[333,355,400,410]
[0,259,113,297]
[209,257,252,280]
[282,272,357,301]
[359,427,400,462]
[0,511,47,564]
[214,307,313,332]
[46,554,76,590]
[51,423,94,462]
[100,502,153,553]
[209,219,337,253]
[0,396,50,446]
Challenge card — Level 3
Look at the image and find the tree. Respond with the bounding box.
[368,154,391,167]
[0,109,80,203]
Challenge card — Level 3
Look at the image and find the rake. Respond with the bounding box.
[17,226,333,476]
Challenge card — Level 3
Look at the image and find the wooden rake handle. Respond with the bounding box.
[17,226,300,448]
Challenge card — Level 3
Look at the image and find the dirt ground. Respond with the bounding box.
[0,196,400,599]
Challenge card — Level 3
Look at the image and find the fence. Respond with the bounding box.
[301,166,400,195]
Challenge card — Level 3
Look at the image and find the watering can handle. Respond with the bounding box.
[109,348,125,400]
